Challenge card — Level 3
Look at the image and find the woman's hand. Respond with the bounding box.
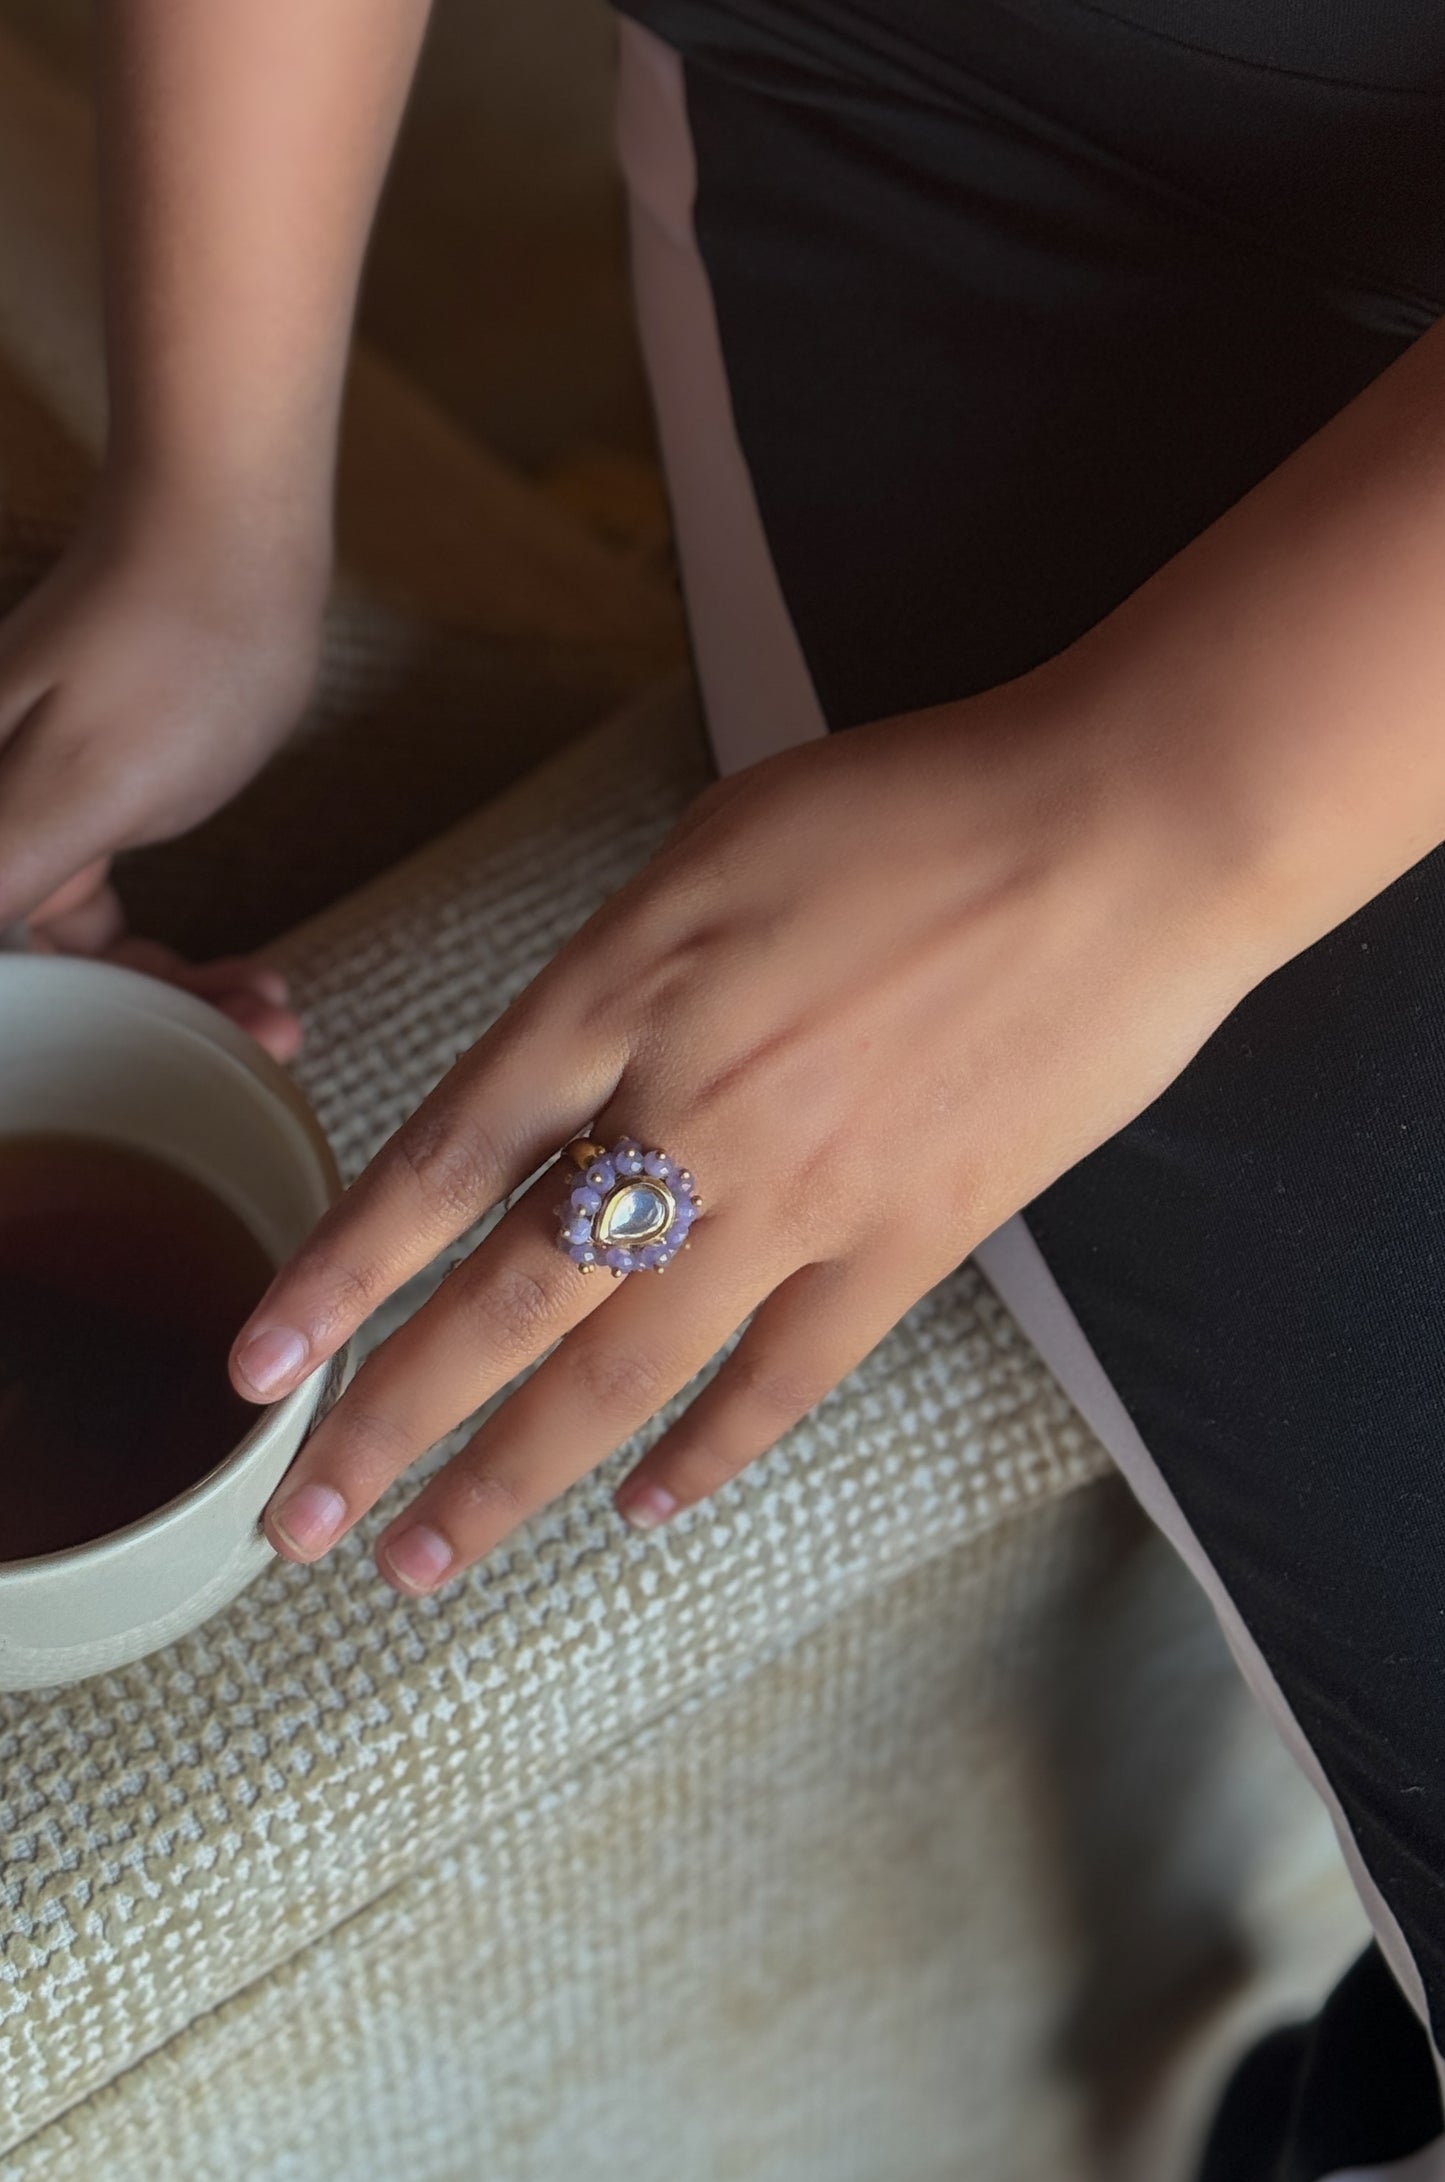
[25,0,437,1053]
[25,864,303,1060]
[232,650,1279,1594]
[0,482,326,1056]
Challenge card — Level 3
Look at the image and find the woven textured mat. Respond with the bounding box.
[0,682,1109,2158]
[10,1493,1151,2182]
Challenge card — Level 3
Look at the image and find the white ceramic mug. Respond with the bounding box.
[0,954,345,1692]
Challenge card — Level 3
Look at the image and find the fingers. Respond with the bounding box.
[104,940,304,1061]
[105,937,289,1006]
[208,987,303,1062]
[185,956,293,1010]
[613,1254,904,1529]
[23,881,305,1062]
[369,1212,760,1591]
[262,1173,612,1562]
[262,1165,747,1584]
[230,989,628,1402]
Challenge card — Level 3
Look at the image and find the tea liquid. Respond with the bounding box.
[0,1135,274,1560]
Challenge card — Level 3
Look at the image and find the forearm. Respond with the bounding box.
[1073,313,1445,964]
[94,0,432,554]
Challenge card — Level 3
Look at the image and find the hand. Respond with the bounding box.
[20,857,303,1061]
[231,652,1276,1594]
[0,480,327,1055]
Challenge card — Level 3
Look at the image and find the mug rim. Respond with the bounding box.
[0,953,343,1585]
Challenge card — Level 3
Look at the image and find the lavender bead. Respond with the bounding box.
[566,1242,598,1267]
[564,1213,593,1244]
[642,1150,672,1179]
[613,1142,645,1176]
[639,1242,667,1268]
[605,1245,635,1272]
[585,1158,616,1192]
[570,1184,602,1214]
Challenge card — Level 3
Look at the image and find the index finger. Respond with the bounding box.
[229,985,624,1401]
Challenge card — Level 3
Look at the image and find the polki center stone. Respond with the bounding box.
[556,1135,701,1275]
[596,1179,674,1247]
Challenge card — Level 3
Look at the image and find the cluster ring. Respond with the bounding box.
[553,1134,702,1277]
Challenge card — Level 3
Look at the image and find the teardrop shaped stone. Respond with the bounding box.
[596,1179,672,1246]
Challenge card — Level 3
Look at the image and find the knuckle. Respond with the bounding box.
[571,1338,671,1420]
[331,1395,415,1479]
[288,1239,387,1338]
[393,1103,501,1225]
[467,1260,570,1353]
[449,1465,529,1526]
[729,1348,831,1426]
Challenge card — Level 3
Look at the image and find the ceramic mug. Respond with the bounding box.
[0,954,345,1692]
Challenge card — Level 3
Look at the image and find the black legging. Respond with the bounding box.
[614,1,1445,2172]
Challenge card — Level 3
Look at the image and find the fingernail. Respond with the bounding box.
[269,1481,346,1558]
[250,967,290,1005]
[620,1485,678,1532]
[381,1525,453,1593]
[236,1325,308,1397]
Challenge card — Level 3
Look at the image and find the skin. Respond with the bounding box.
[0,484,323,1056]
[0,0,433,1055]
[238,664,1268,1589]
[235,304,1445,1591]
[8,6,1445,1590]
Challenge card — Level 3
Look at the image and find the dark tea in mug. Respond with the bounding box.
[0,1134,275,1561]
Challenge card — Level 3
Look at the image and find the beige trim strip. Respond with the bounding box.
[615,16,829,777]
[976,1209,1445,2116]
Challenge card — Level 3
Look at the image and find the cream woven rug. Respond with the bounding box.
[0,682,1352,2181]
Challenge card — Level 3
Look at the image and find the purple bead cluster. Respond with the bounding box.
[555,1135,701,1276]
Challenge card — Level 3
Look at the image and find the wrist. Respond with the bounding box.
[83,455,333,629]
[1054,320,1445,977]
[986,633,1321,1008]
[1065,581,1445,985]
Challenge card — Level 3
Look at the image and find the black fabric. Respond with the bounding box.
[613,1,1445,2171]
[1199,1948,1442,2181]
[620,0,1445,91]
[1198,2022,1312,2182]
[617,0,1445,727]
